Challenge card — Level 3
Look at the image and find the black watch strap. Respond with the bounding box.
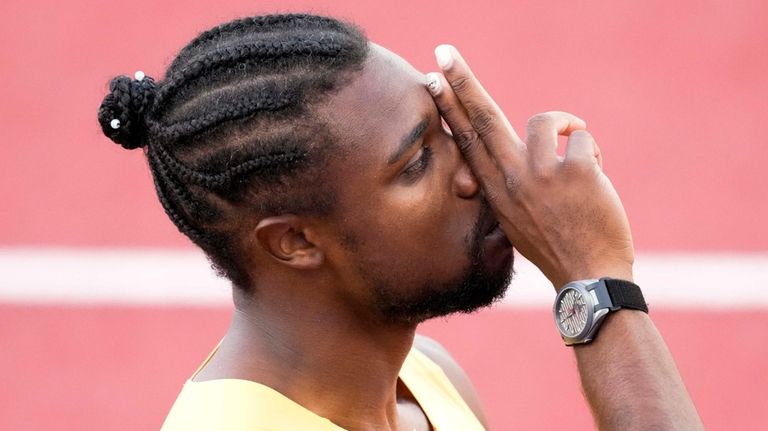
[601,278,649,313]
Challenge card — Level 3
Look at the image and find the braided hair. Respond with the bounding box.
[97,14,369,290]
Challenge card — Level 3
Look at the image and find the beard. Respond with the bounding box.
[361,200,514,324]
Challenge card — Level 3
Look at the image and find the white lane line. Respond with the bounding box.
[1,248,766,308]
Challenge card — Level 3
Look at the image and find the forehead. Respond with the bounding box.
[316,43,433,164]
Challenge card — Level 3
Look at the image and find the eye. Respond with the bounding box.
[401,145,433,181]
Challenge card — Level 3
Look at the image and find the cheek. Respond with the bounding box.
[335,149,477,284]
[387,159,471,248]
[364,185,474,279]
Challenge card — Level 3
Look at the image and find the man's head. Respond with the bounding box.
[98,14,513,323]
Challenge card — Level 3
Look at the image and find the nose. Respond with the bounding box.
[453,156,480,198]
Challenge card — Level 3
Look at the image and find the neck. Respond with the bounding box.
[195,281,418,431]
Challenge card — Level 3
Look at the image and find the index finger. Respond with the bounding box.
[435,44,525,163]
[426,72,505,192]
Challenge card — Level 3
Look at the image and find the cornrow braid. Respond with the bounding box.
[150,79,301,141]
[152,34,358,117]
[147,149,205,241]
[166,14,350,75]
[97,14,370,290]
[152,140,309,191]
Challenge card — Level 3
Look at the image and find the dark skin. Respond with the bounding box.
[195,44,495,431]
[195,42,704,431]
[427,46,703,429]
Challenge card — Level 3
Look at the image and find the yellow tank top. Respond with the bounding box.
[161,345,486,431]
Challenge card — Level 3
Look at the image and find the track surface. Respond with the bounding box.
[2,305,766,430]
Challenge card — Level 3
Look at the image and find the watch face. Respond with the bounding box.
[556,288,589,337]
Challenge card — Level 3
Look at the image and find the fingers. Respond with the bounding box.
[432,45,525,167]
[564,129,602,169]
[594,141,603,170]
[426,72,498,180]
[526,111,588,172]
[428,44,600,181]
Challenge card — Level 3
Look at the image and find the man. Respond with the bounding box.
[98,14,703,430]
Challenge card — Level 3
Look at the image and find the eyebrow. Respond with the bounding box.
[386,118,429,166]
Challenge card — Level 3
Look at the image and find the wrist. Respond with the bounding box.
[553,278,647,346]
[572,308,650,352]
[552,262,634,292]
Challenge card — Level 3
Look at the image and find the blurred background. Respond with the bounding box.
[1,0,766,429]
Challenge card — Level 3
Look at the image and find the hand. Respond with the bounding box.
[426,45,635,290]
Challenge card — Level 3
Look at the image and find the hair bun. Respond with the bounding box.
[97,72,157,150]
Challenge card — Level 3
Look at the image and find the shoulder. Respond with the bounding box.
[413,334,489,429]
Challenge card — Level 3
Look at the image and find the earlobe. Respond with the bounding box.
[255,216,324,270]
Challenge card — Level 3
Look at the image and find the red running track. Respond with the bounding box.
[2,304,766,430]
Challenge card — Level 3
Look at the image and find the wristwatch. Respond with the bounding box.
[553,278,648,346]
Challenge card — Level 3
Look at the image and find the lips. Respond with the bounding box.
[480,214,499,236]
[480,217,513,271]
[478,207,512,250]
[484,221,500,236]
[475,197,508,242]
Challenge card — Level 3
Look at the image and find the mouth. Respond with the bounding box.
[475,198,510,246]
[478,210,511,249]
[480,218,513,272]
[484,221,500,236]
[483,221,509,245]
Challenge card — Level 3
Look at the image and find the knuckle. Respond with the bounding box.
[531,166,554,181]
[526,113,554,132]
[469,106,497,137]
[503,175,522,194]
[453,129,481,154]
[449,75,472,94]
[483,183,506,203]
[562,157,595,175]
[437,102,456,118]
[570,129,594,141]
[483,185,499,202]
[561,156,598,179]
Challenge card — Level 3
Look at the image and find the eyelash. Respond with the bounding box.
[402,145,433,180]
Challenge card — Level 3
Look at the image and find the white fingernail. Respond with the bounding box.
[425,73,442,95]
[435,45,454,70]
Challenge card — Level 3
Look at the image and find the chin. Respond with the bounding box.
[369,218,516,324]
[374,253,515,324]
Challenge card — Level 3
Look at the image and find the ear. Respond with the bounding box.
[254,215,324,270]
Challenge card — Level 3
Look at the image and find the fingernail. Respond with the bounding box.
[425,73,442,95]
[435,45,454,70]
